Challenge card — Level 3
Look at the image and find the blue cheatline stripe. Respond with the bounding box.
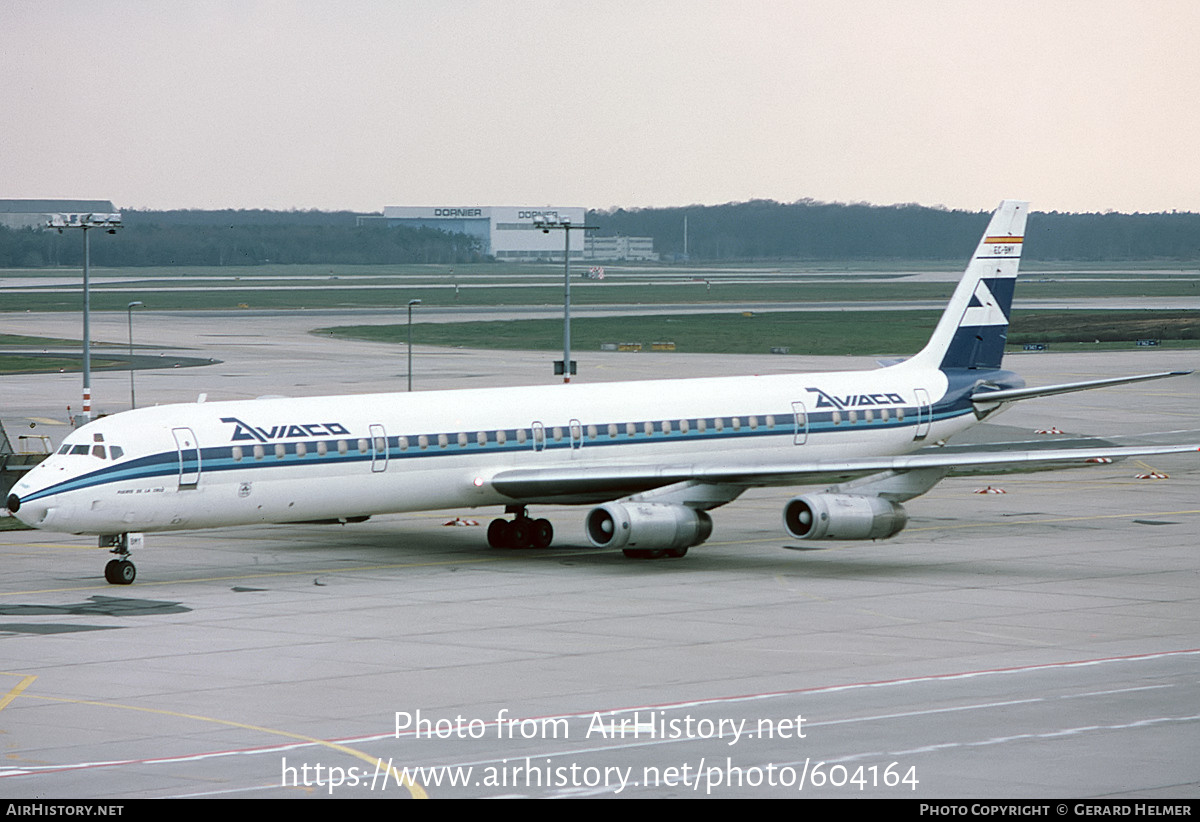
[22,403,975,504]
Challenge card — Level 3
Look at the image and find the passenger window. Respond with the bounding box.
[880,408,889,422]
[296,442,307,457]
[357,439,369,453]
[587,424,598,440]
[897,408,905,421]
[318,441,329,456]
[275,444,286,459]
[849,410,858,424]
[254,444,265,460]
[337,440,348,455]
[476,432,487,446]
[517,429,528,445]
[714,418,724,432]
[419,435,429,450]
[643,422,653,436]
[832,411,842,425]
[458,432,468,448]
[748,415,758,430]
[765,415,775,428]
[232,446,243,462]
[608,423,618,439]
[626,422,636,437]
[661,420,672,435]
[497,430,507,446]
[438,433,448,449]
[731,417,741,431]
[864,409,874,423]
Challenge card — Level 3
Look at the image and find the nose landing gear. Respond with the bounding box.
[99,533,143,585]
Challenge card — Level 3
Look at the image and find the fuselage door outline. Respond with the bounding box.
[913,388,932,440]
[791,401,809,445]
[370,423,388,472]
[172,427,201,488]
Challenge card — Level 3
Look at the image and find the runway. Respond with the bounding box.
[0,308,1197,798]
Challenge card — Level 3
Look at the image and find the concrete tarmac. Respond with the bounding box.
[0,309,1197,799]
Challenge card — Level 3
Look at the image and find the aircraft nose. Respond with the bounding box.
[5,494,17,514]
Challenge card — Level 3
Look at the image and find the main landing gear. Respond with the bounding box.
[487,506,553,550]
[99,533,142,585]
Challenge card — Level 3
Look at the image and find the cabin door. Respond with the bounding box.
[172,427,201,488]
[370,424,388,472]
[913,388,932,440]
[791,401,809,445]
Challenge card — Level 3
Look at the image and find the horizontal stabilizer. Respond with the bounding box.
[970,370,1193,405]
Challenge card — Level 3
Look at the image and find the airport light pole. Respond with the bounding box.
[407,299,421,391]
[533,215,596,383]
[126,301,144,409]
[48,212,123,425]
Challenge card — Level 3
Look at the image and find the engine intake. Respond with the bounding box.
[782,494,908,540]
[586,502,713,551]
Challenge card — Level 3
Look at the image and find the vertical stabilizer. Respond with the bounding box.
[908,200,1028,371]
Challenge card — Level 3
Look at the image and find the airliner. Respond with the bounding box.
[6,200,1196,584]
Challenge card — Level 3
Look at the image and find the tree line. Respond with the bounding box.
[0,209,483,268]
[587,200,1200,261]
[1,202,1197,267]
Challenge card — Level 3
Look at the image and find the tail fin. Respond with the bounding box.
[909,200,1029,371]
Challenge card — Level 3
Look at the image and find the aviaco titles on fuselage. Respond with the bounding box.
[7,200,1196,584]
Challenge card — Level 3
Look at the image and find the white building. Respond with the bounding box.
[0,199,116,230]
[362,206,586,260]
[360,205,657,261]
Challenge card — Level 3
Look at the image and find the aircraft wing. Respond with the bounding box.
[489,442,1199,503]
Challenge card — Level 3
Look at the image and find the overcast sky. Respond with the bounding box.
[4,1,1198,214]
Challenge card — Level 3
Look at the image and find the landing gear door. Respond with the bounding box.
[913,388,932,440]
[172,427,201,488]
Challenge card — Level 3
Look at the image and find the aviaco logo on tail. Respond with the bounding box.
[805,387,906,410]
[220,417,352,443]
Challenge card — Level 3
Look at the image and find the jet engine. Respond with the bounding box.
[782,494,908,540]
[585,502,713,555]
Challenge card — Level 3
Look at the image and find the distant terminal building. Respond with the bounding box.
[359,206,657,261]
[0,199,116,230]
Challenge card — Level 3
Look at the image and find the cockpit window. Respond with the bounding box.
[92,445,106,459]
[70,445,90,455]
[110,446,124,460]
[58,444,70,454]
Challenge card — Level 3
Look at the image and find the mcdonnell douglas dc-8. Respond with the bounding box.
[6,201,1196,584]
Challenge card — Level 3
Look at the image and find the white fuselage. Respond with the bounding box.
[12,360,972,537]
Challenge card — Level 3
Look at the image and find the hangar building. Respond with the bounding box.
[0,199,116,230]
[360,206,657,261]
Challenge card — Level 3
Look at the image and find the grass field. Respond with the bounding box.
[320,310,1200,358]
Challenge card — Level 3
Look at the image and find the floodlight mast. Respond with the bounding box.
[407,299,422,392]
[533,215,596,384]
[48,213,123,425]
